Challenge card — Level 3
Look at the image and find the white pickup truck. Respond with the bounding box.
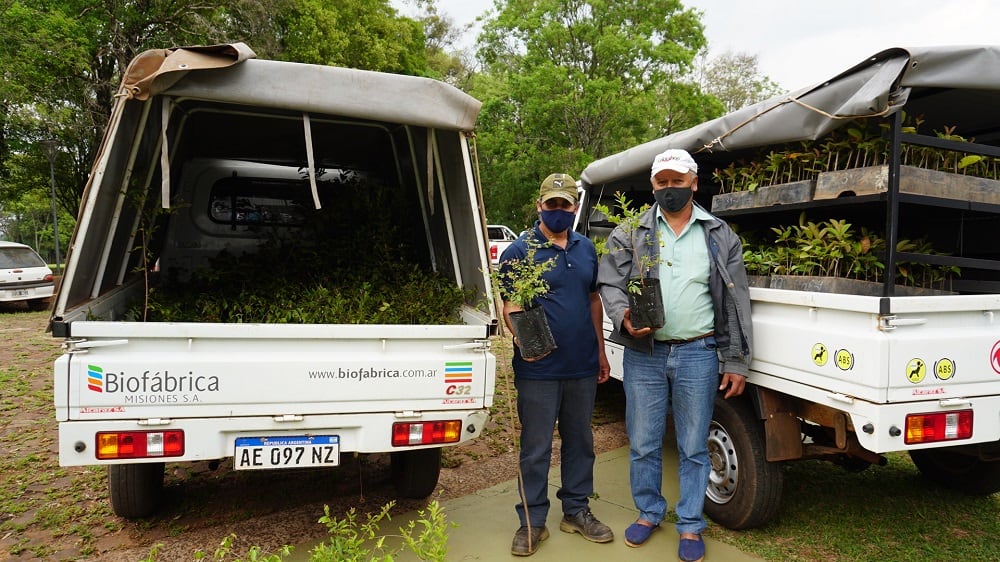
[50,44,498,518]
[579,46,1000,529]
[487,224,517,266]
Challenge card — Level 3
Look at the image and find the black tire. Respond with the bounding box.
[704,394,783,530]
[909,447,1000,495]
[108,462,165,518]
[390,447,442,498]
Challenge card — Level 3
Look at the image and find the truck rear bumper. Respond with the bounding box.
[58,409,489,466]
[752,372,1000,454]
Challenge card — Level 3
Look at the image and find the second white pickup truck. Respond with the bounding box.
[579,46,1000,529]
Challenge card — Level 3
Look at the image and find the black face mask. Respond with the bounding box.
[654,187,692,213]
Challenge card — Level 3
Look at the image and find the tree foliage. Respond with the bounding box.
[277,0,427,72]
[404,0,478,88]
[0,0,429,259]
[471,0,715,228]
[699,50,784,113]
[0,0,776,261]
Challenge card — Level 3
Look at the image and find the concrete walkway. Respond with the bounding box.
[390,444,762,561]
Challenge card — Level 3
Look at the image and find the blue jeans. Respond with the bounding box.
[623,337,718,535]
[514,375,598,527]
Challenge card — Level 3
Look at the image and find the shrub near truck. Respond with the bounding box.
[51,44,498,518]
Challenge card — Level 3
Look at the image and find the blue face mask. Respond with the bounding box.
[540,209,575,233]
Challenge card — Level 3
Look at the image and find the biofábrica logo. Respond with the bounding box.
[85,364,220,394]
[87,365,104,392]
[444,361,473,384]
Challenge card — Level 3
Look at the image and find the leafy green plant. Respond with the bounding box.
[593,191,661,293]
[741,212,959,288]
[490,230,556,309]
[141,501,453,562]
[713,113,1000,193]
[131,202,471,325]
[186,534,291,561]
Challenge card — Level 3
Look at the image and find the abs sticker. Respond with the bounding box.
[906,358,926,383]
[835,349,854,371]
[811,343,829,367]
[934,358,956,381]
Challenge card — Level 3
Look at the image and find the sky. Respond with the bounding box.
[392,0,1000,91]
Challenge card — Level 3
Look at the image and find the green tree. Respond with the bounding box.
[403,0,478,88]
[278,0,427,73]
[698,50,784,113]
[472,0,714,228]
[0,0,432,259]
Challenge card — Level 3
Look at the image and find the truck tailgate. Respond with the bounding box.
[56,321,494,421]
[749,289,1000,404]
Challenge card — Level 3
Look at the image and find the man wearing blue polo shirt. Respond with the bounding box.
[499,172,613,557]
[598,149,753,562]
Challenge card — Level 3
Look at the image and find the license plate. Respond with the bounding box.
[13,289,28,297]
[234,435,340,470]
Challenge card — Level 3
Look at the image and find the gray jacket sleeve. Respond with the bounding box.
[714,223,754,376]
[597,225,633,332]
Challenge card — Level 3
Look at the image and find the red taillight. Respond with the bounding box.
[96,430,185,459]
[490,245,498,260]
[904,410,973,444]
[44,274,54,282]
[392,421,462,446]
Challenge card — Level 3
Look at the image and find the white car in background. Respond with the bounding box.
[487,224,518,266]
[0,241,55,310]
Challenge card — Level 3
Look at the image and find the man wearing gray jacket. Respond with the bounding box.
[597,148,753,562]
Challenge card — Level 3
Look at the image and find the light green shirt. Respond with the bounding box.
[654,206,715,341]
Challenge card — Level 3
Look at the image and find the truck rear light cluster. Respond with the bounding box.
[96,430,185,459]
[392,420,462,447]
[904,410,973,444]
[490,245,498,261]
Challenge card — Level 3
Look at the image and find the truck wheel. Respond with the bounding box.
[390,448,441,498]
[704,394,783,530]
[909,447,1000,495]
[108,462,165,518]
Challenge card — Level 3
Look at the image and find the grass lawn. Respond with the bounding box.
[710,452,1000,561]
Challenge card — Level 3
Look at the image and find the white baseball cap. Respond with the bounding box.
[650,148,698,178]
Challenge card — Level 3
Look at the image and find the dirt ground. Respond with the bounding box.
[0,304,628,561]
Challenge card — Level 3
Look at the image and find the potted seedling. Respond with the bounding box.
[493,233,559,360]
[594,192,665,330]
[711,114,1000,209]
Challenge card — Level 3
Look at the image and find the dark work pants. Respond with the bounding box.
[513,375,598,527]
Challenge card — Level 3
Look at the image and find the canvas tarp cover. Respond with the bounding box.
[581,46,1000,186]
[122,44,483,130]
[121,43,258,100]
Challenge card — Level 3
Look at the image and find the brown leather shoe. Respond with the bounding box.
[560,508,614,543]
[511,525,549,556]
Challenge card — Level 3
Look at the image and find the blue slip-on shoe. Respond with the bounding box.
[623,521,657,547]
[678,534,705,562]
